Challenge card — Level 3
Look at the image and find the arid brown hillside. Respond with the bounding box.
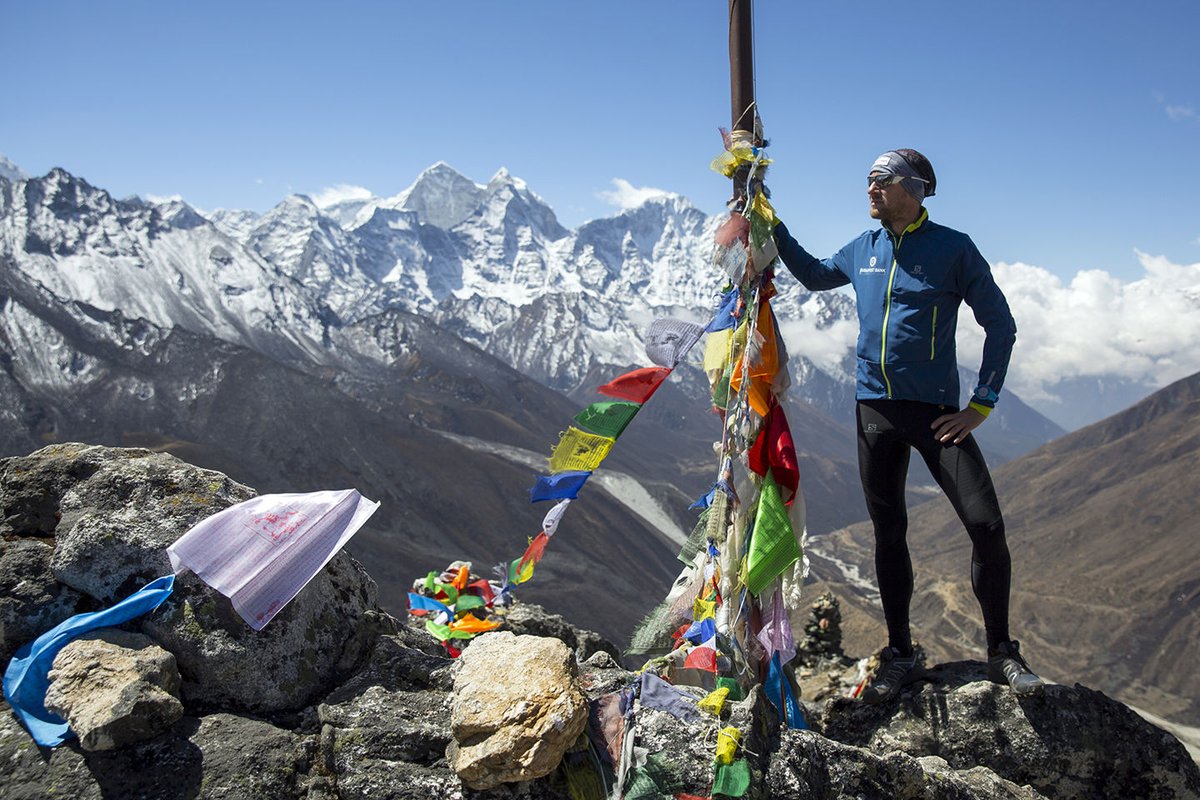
[811,371,1200,725]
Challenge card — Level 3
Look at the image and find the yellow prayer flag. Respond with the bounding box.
[715,726,741,764]
[693,597,716,621]
[751,192,777,227]
[547,427,615,473]
[703,328,734,374]
[698,687,730,717]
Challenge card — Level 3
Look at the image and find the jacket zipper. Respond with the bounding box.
[879,230,908,397]
[930,305,938,360]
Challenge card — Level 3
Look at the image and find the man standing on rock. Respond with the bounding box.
[773,149,1044,702]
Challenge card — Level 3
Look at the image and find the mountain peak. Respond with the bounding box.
[393,162,486,230]
[0,154,27,183]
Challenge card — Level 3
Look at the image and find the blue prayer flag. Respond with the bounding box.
[704,288,740,333]
[529,471,592,503]
[3,575,176,747]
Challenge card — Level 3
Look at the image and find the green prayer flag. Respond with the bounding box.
[573,401,641,439]
[743,470,801,596]
[455,595,485,611]
[713,758,751,797]
[716,676,745,702]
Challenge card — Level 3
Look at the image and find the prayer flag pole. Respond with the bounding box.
[728,0,757,207]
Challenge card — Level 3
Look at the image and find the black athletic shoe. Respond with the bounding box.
[987,640,1045,695]
[861,647,921,704]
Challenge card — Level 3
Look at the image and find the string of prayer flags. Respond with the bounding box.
[645,319,705,369]
[530,471,592,503]
[597,366,672,403]
[167,489,379,631]
[573,402,640,439]
[548,427,615,473]
[743,471,801,596]
[3,575,176,747]
[747,402,799,506]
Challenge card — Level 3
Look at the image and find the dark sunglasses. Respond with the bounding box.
[868,173,928,189]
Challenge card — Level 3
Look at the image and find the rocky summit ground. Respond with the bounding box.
[1,443,1198,799]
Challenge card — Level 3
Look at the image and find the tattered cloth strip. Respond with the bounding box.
[548,427,615,473]
[747,402,799,506]
[743,471,801,596]
[638,671,701,723]
[573,401,640,439]
[597,366,673,403]
[530,470,592,502]
[765,651,807,730]
[3,575,175,747]
[645,318,705,368]
[167,489,379,631]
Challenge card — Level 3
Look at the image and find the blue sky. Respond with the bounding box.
[3,1,1197,283]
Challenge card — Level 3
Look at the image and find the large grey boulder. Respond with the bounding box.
[814,660,1200,800]
[0,537,84,664]
[45,629,183,751]
[0,443,386,715]
[448,631,589,790]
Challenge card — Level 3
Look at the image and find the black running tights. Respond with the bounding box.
[856,399,1011,653]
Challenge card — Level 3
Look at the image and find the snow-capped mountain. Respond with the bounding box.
[0,156,1060,461]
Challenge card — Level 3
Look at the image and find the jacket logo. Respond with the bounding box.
[869,256,877,267]
[912,264,924,275]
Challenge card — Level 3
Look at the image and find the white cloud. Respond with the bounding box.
[955,255,1200,404]
[598,178,673,210]
[1166,104,1198,122]
[310,184,374,209]
[1153,91,1197,123]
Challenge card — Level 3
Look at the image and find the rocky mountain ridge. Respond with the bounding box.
[2,443,1197,799]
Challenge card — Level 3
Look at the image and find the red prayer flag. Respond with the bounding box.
[517,531,551,572]
[683,637,719,672]
[748,402,800,506]
[597,367,672,403]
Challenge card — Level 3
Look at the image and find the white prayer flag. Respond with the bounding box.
[167,490,380,631]
[542,499,571,537]
[645,318,705,368]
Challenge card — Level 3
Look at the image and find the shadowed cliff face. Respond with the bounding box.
[1,443,1197,800]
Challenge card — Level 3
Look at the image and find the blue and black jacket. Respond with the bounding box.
[774,210,1016,415]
